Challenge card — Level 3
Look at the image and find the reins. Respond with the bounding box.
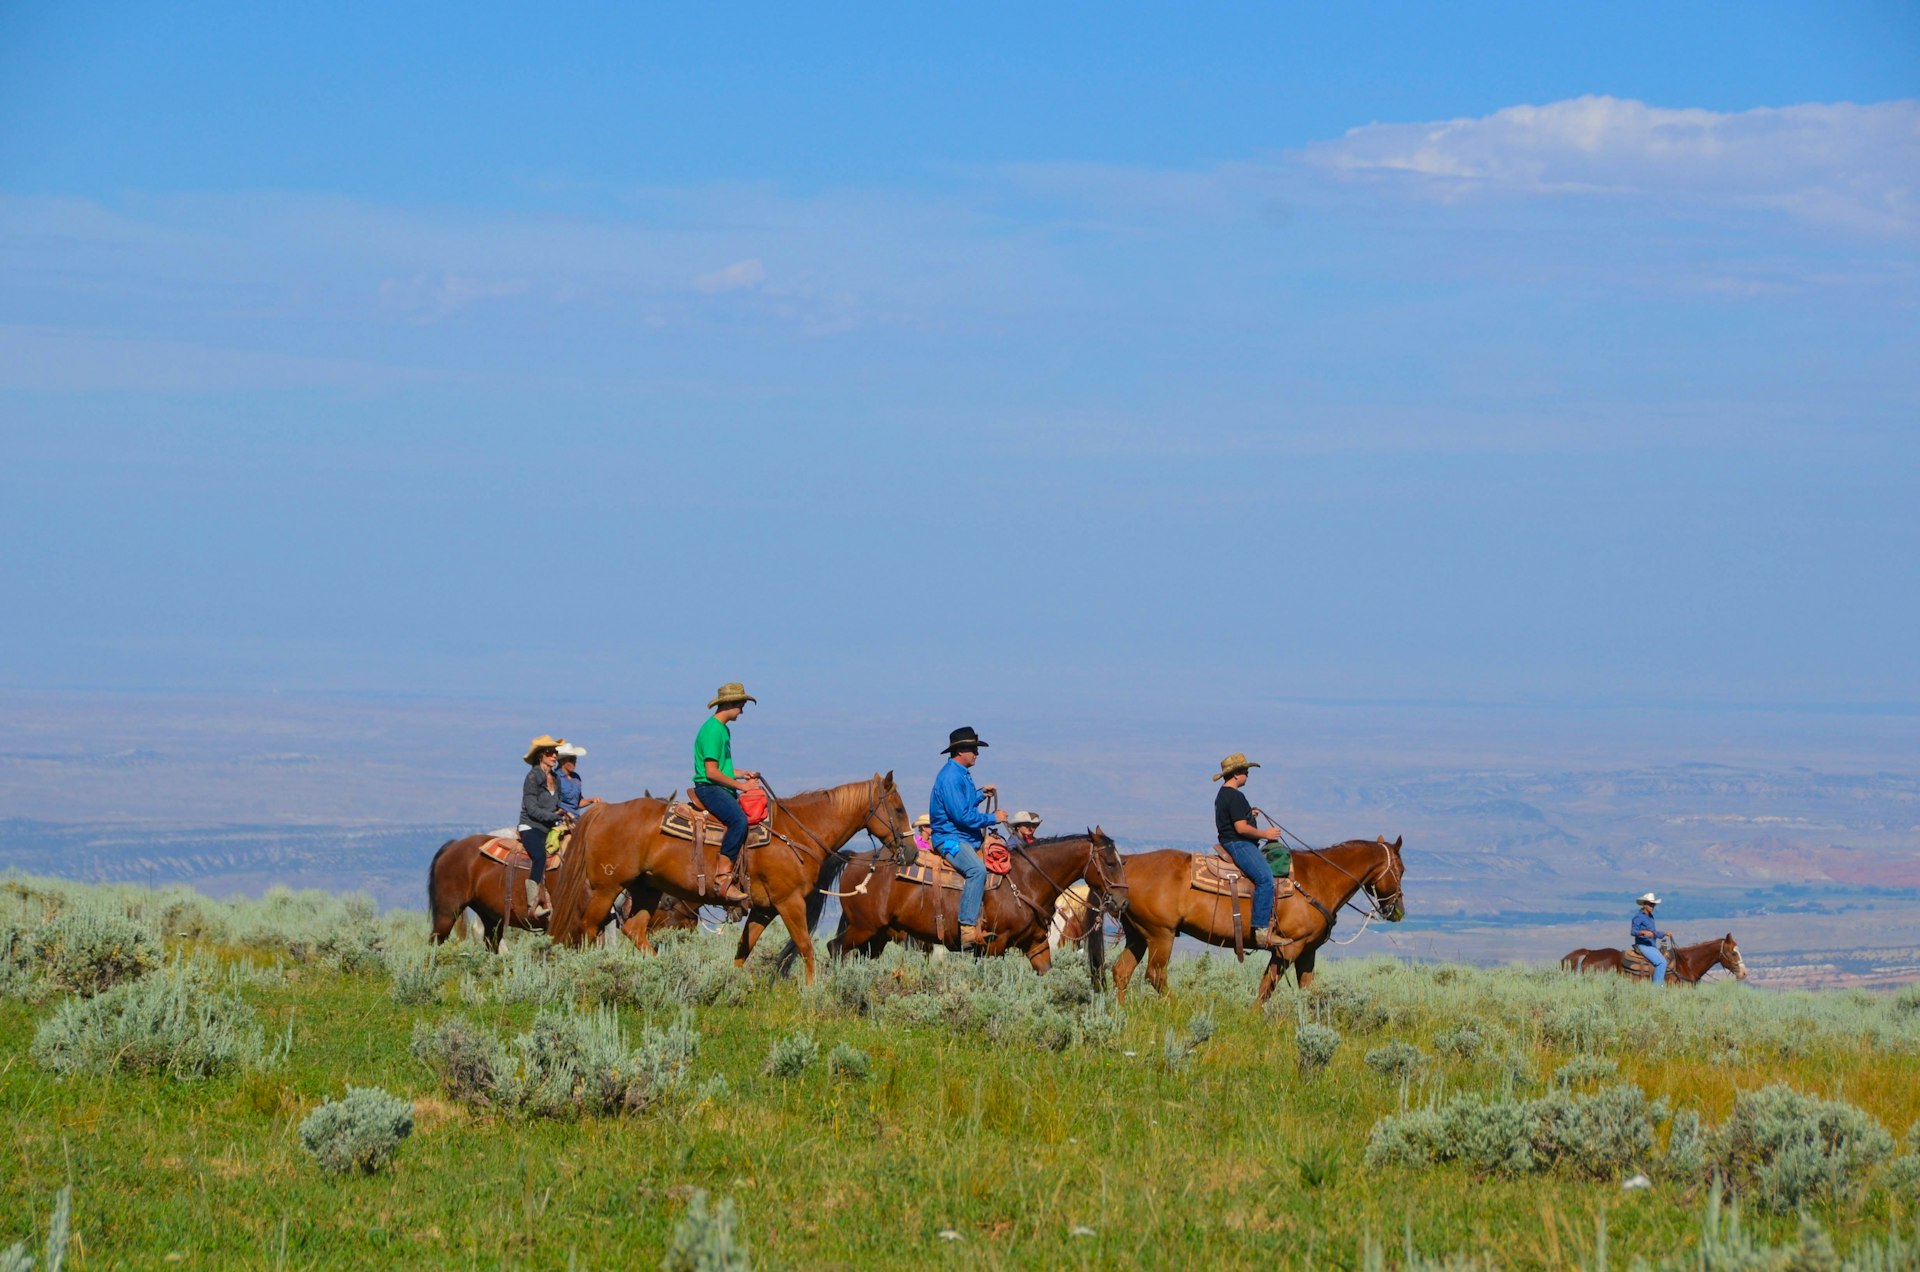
[1255,812,1404,929]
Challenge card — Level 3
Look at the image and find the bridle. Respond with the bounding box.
[1284,833,1404,927]
[1004,832,1129,926]
[761,776,914,867]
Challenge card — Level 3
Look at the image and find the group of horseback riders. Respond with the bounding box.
[510,683,1314,953]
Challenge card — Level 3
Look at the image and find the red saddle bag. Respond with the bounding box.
[739,785,770,825]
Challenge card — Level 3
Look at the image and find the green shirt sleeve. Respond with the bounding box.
[692,717,734,788]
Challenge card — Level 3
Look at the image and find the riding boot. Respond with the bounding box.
[523,877,541,914]
[533,885,553,920]
[1252,926,1285,952]
[959,922,987,951]
[713,856,749,906]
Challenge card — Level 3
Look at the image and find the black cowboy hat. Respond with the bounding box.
[941,726,988,755]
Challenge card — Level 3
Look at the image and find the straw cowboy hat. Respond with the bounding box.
[557,743,587,760]
[1637,892,1662,906]
[941,726,988,755]
[1010,810,1042,828]
[913,814,931,830]
[708,682,758,709]
[522,735,566,764]
[1211,752,1261,781]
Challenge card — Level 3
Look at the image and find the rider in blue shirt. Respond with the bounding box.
[1631,893,1673,984]
[929,726,1008,950]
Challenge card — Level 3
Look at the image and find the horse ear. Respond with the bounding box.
[883,770,895,788]
[1725,932,1733,941]
[1377,834,1386,846]
[1092,825,1103,837]
[1392,836,1403,849]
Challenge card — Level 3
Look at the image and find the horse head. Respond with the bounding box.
[1085,826,1129,917]
[1366,835,1407,922]
[863,771,916,861]
[1721,933,1747,980]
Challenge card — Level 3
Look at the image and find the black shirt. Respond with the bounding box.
[1214,785,1256,845]
[521,766,562,828]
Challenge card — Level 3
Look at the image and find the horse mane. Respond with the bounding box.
[1020,832,1095,848]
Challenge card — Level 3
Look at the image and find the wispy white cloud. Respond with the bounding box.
[694,258,767,293]
[1302,96,1920,235]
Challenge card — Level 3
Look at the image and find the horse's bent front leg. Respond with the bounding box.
[1113,926,1148,1003]
[1025,941,1054,974]
[1145,930,1176,997]
[735,909,771,967]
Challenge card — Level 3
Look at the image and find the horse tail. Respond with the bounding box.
[1559,948,1587,972]
[426,838,462,935]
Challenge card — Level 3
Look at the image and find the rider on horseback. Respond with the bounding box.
[518,735,565,916]
[1632,893,1674,984]
[931,726,1008,950]
[1213,752,1288,951]
[693,683,760,905]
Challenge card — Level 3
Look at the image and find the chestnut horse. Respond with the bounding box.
[1114,836,1407,1004]
[827,830,1127,977]
[548,773,914,983]
[1567,934,1747,984]
[427,833,548,952]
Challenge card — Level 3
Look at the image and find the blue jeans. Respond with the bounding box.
[1223,839,1276,930]
[1636,941,1667,984]
[938,839,988,926]
[517,826,550,884]
[693,783,749,861]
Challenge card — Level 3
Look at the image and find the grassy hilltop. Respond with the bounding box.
[3,876,1920,1270]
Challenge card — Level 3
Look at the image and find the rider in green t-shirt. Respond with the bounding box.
[692,682,759,903]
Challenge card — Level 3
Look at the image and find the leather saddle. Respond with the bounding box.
[899,847,1007,892]
[662,789,772,852]
[1622,946,1656,977]
[1189,845,1294,902]
[479,825,571,871]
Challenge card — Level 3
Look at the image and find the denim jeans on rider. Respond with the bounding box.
[693,783,750,861]
[1636,940,1667,984]
[1223,839,1276,930]
[517,825,549,884]
[938,839,988,926]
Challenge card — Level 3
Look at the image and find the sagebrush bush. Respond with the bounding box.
[1365,1083,1665,1179]
[827,1042,871,1081]
[413,1005,696,1118]
[31,963,281,1080]
[764,1031,819,1078]
[1551,1054,1618,1088]
[1364,1041,1427,1080]
[1714,1084,1894,1213]
[386,951,443,1006]
[659,1189,750,1272]
[28,906,163,997]
[0,1185,71,1272]
[1433,1024,1483,1059]
[1296,1023,1341,1075]
[1664,1108,1707,1183]
[298,1086,414,1175]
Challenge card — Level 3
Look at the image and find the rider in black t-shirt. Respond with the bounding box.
[1212,752,1287,950]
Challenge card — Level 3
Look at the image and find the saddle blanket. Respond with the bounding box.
[899,847,1008,892]
[1622,947,1655,975]
[661,804,772,851]
[1189,848,1296,902]
[479,829,571,871]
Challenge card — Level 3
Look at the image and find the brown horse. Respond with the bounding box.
[1568,934,1747,983]
[427,831,649,951]
[427,833,549,952]
[548,773,914,983]
[1113,836,1407,1004]
[827,830,1127,976]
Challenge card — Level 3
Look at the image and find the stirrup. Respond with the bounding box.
[959,923,987,950]
[1253,927,1285,951]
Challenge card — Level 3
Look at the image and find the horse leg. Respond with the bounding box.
[734,909,771,968]
[1294,945,1320,992]
[1256,954,1289,1005]
[621,907,657,955]
[771,891,818,984]
[1113,926,1149,1003]
[430,900,459,945]
[1026,940,1054,974]
[1144,929,1176,997]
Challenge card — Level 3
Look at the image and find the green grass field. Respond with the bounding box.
[4,877,1919,1270]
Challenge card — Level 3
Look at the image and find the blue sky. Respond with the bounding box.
[2,1,1917,728]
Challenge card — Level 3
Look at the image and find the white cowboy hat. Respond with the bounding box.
[557,743,586,759]
[1636,892,1661,906]
[1009,810,1042,827]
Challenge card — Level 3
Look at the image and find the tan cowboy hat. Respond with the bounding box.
[1211,752,1261,781]
[1010,810,1042,827]
[557,743,586,760]
[523,735,565,764]
[708,682,758,709]
[913,814,931,829]
[1637,892,1662,906]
